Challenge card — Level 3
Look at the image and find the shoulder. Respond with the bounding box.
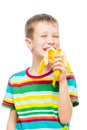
[9,68,29,81]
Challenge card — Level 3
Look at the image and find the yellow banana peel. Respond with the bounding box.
[38,47,72,87]
[37,59,45,74]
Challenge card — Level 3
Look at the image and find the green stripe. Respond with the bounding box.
[13,84,59,94]
[70,98,79,107]
[17,107,58,112]
[2,104,15,109]
[18,111,58,117]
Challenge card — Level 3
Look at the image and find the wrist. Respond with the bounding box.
[59,78,67,85]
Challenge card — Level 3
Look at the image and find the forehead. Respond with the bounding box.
[34,21,59,33]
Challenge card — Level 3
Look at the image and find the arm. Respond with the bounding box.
[58,79,72,124]
[52,54,73,124]
[7,109,17,130]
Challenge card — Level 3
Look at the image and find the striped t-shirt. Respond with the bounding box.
[2,68,79,130]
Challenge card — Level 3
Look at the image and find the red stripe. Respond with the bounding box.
[8,73,75,88]
[26,68,53,78]
[2,101,14,107]
[17,116,60,122]
[70,95,78,99]
[66,74,75,79]
[12,80,52,87]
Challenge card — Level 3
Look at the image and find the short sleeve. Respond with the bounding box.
[2,79,15,109]
[67,73,79,107]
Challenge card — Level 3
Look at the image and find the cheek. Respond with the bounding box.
[55,39,60,48]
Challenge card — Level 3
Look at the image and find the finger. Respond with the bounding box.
[49,59,54,64]
[54,54,63,58]
[54,58,64,63]
[53,66,66,73]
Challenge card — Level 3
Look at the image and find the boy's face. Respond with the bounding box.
[29,22,60,60]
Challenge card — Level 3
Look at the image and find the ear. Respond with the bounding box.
[25,38,33,50]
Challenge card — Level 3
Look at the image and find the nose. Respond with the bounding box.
[48,41,54,46]
[47,36,54,46]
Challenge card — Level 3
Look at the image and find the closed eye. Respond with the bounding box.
[41,35,47,37]
[53,35,59,38]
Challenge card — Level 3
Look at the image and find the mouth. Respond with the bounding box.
[43,47,56,51]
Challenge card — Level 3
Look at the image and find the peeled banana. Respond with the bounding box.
[38,47,72,87]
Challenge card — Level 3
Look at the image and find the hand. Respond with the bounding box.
[50,54,67,82]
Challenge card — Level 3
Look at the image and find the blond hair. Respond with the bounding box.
[25,13,58,39]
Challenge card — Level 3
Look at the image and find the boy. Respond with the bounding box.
[2,13,79,130]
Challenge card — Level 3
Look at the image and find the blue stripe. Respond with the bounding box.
[6,85,12,93]
[16,128,61,130]
[16,121,68,129]
[67,78,77,88]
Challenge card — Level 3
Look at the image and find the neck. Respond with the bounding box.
[29,57,51,76]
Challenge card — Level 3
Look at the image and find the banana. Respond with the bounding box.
[38,47,72,87]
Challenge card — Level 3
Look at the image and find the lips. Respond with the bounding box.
[43,48,49,51]
[43,47,56,51]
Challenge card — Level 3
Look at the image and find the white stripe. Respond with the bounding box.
[14,91,58,98]
[5,92,13,99]
[15,98,58,106]
[68,85,78,93]
[18,109,58,114]
[19,114,58,118]
[11,75,28,81]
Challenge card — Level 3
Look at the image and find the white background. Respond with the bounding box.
[0,0,86,129]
